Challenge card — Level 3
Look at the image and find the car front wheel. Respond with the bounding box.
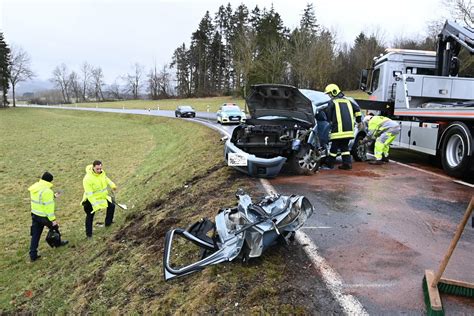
[288,145,320,175]
[351,133,368,161]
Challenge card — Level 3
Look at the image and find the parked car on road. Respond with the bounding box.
[224,84,368,178]
[175,105,196,118]
[216,104,246,124]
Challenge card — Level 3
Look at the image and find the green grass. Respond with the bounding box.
[62,96,245,113]
[0,107,318,314]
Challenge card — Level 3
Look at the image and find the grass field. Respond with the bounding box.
[53,89,367,113]
[0,107,320,313]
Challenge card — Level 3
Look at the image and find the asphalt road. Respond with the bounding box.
[22,104,474,314]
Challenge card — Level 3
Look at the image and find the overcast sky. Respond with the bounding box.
[1,0,446,83]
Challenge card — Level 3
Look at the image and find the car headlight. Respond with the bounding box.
[221,113,228,118]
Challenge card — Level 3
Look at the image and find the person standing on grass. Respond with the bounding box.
[81,160,117,238]
[28,172,68,262]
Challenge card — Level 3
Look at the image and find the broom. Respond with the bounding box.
[423,196,474,315]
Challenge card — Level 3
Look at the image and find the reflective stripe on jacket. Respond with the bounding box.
[367,116,395,138]
[28,179,56,221]
[326,98,361,140]
[81,164,116,213]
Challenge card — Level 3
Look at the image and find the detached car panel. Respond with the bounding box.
[163,190,314,281]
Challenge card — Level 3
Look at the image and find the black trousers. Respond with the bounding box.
[29,214,57,260]
[82,200,115,237]
[326,138,352,166]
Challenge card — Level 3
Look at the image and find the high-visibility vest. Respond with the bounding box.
[81,165,116,213]
[329,98,361,140]
[368,116,391,136]
[28,179,56,221]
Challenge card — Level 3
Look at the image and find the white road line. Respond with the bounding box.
[367,153,473,188]
[260,178,368,316]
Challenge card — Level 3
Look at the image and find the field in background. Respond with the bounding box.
[0,107,323,314]
[48,89,367,113]
[63,96,245,113]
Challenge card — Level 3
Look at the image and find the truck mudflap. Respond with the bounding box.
[163,190,314,281]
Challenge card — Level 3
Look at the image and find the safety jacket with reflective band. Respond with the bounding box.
[81,164,116,213]
[367,116,391,138]
[326,97,362,140]
[28,179,56,221]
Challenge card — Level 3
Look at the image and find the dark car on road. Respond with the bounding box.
[175,105,196,118]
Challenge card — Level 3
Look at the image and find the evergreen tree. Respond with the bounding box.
[171,43,191,97]
[190,11,214,96]
[0,32,11,107]
[300,3,319,34]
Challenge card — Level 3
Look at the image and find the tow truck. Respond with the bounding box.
[358,20,474,177]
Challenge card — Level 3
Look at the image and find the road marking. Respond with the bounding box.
[367,153,473,188]
[344,282,396,288]
[260,178,368,316]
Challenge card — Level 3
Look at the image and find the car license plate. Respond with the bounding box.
[231,117,239,121]
[228,153,248,166]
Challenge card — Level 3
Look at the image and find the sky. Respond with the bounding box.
[0,0,446,85]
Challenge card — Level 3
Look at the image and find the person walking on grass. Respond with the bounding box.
[363,113,401,165]
[28,172,68,262]
[81,160,117,238]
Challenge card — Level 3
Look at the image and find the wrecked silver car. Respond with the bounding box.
[163,190,313,281]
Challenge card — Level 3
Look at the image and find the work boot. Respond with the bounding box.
[30,255,41,262]
[59,240,69,247]
[320,164,334,170]
[381,156,389,163]
[369,160,383,165]
[338,164,352,170]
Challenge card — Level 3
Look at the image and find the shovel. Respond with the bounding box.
[110,191,128,210]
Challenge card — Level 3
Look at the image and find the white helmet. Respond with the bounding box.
[363,114,373,123]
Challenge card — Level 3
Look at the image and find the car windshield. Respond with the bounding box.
[180,106,193,110]
[222,106,241,113]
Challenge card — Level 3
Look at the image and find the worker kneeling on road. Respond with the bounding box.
[322,83,363,170]
[364,113,401,165]
[28,172,68,262]
[81,160,117,238]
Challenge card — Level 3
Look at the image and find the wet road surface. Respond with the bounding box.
[270,161,474,314]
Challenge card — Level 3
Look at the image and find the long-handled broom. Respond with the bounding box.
[423,196,474,315]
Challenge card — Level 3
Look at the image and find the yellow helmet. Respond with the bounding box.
[324,84,341,97]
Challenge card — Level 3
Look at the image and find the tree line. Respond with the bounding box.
[171,2,473,98]
[1,0,472,106]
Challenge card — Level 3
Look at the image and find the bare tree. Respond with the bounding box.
[147,65,160,100]
[444,0,474,27]
[8,45,35,107]
[69,71,82,102]
[51,63,71,103]
[233,29,257,96]
[91,66,105,101]
[80,62,92,101]
[107,79,123,99]
[125,63,144,99]
[158,64,171,97]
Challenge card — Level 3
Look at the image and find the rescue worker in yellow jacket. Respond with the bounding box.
[81,160,117,238]
[363,113,401,165]
[323,84,363,170]
[28,172,68,262]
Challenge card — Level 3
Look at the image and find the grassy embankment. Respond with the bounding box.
[0,107,318,313]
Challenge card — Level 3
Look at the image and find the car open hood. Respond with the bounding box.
[246,84,315,125]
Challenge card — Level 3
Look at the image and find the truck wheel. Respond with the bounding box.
[441,124,471,178]
[288,146,320,175]
[351,134,368,161]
